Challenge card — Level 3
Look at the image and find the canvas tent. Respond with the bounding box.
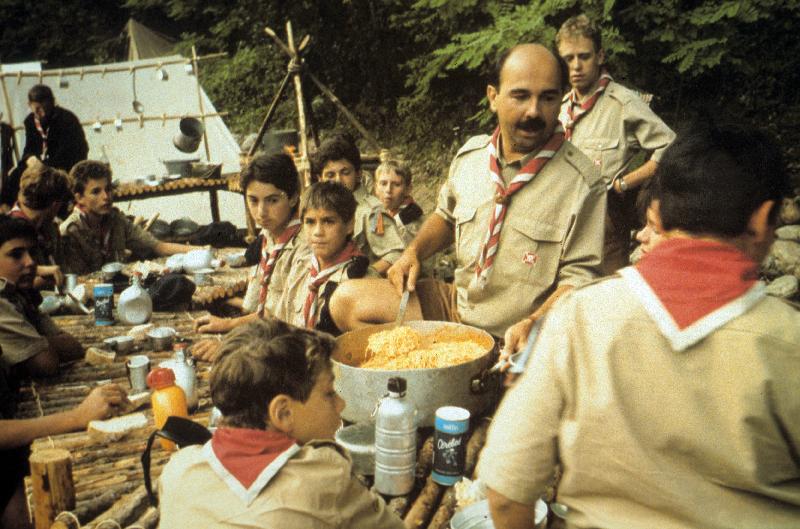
[126,19,176,61]
[0,55,245,226]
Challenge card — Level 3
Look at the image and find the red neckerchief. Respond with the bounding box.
[33,116,48,159]
[563,72,613,140]
[9,203,30,221]
[75,204,112,254]
[619,238,765,351]
[303,241,362,328]
[208,428,298,496]
[476,127,564,285]
[256,218,301,316]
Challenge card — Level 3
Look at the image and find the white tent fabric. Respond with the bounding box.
[126,19,175,61]
[0,56,245,226]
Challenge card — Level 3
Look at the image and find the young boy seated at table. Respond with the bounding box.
[0,216,83,377]
[59,160,200,275]
[1,376,126,529]
[313,135,405,275]
[373,159,424,245]
[192,153,308,361]
[8,165,70,289]
[158,319,404,529]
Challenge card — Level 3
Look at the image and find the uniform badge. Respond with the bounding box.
[594,158,602,167]
[522,251,538,265]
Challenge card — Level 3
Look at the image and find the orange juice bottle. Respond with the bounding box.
[146,367,188,451]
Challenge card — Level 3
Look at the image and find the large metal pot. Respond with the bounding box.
[333,320,498,427]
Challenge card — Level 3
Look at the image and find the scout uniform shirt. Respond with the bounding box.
[436,134,605,338]
[478,239,800,529]
[241,229,310,317]
[59,207,160,274]
[352,185,405,265]
[0,279,61,370]
[159,430,404,529]
[560,80,675,271]
[276,247,375,334]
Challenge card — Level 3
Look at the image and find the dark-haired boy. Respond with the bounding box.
[158,319,404,528]
[8,165,70,288]
[60,160,199,274]
[479,124,800,528]
[313,135,405,275]
[0,216,83,377]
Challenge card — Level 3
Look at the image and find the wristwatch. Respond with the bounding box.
[618,178,628,193]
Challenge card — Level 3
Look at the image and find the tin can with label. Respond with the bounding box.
[431,406,470,485]
[94,283,115,326]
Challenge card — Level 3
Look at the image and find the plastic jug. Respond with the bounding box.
[168,343,198,412]
[146,367,188,451]
[374,377,417,495]
[118,272,152,325]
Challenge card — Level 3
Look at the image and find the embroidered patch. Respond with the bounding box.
[593,158,602,166]
[522,251,538,265]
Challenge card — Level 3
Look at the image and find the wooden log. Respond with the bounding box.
[427,488,457,529]
[72,482,139,523]
[125,506,159,529]
[415,434,434,479]
[387,496,410,518]
[84,485,149,529]
[402,477,444,529]
[29,449,75,529]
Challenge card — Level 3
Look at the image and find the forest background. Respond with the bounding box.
[3,0,799,202]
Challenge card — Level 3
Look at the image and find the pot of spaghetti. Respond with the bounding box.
[333,321,497,427]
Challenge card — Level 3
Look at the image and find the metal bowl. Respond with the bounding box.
[335,423,376,476]
[333,321,497,427]
[450,499,548,529]
[147,326,176,351]
[104,336,135,354]
[101,262,124,281]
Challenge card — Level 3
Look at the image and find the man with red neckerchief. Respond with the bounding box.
[479,124,800,529]
[388,43,606,351]
[557,14,675,274]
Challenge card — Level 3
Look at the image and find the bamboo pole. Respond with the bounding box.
[29,449,75,529]
[0,66,20,161]
[0,54,227,81]
[286,22,310,186]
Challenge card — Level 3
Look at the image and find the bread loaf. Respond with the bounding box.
[85,347,116,366]
[88,412,149,441]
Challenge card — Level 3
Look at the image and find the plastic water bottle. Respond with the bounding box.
[374,377,417,496]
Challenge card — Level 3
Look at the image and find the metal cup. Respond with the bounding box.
[126,355,151,392]
[65,274,78,293]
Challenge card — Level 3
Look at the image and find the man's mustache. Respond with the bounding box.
[517,118,546,132]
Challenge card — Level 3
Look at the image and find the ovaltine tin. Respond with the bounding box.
[431,405,470,486]
[94,283,115,326]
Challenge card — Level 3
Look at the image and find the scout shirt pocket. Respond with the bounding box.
[501,218,565,288]
[452,202,487,270]
[580,137,620,184]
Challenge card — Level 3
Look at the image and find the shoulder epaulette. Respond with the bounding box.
[560,142,604,189]
[455,135,491,158]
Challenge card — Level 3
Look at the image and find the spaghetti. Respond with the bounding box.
[362,326,487,370]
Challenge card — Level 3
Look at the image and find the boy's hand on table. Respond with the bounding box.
[191,339,221,363]
[71,384,129,427]
[193,315,230,334]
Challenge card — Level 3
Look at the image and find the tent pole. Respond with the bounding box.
[286,21,311,187]
[0,66,20,162]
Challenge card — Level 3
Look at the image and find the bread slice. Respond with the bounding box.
[119,391,151,414]
[85,347,116,366]
[88,412,149,441]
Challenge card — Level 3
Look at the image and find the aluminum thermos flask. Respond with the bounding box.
[431,406,470,485]
[374,377,417,496]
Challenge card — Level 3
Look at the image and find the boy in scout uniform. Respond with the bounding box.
[373,159,425,245]
[386,44,606,350]
[0,216,83,377]
[60,160,199,274]
[313,135,405,275]
[192,153,308,362]
[158,319,404,529]
[479,124,800,529]
[8,165,70,289]
[276,181,400,336]
[557,14,675,273]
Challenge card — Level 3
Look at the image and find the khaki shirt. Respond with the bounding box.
[559,81,675,187]
[241,232,310,317]
[478,275,800,529]
[158,440,404,529]
[59,207,159,274]
[0,280,60,369]
[276,253,377,328]
[435,135,606,337]
[352,186,404,265]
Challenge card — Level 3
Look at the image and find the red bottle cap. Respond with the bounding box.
[146,367,175,389]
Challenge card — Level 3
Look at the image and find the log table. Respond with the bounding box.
[19,311,215,529]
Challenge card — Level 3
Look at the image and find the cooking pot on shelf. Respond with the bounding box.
[333,320,499,427]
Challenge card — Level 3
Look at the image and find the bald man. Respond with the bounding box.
[384,44,606,350]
